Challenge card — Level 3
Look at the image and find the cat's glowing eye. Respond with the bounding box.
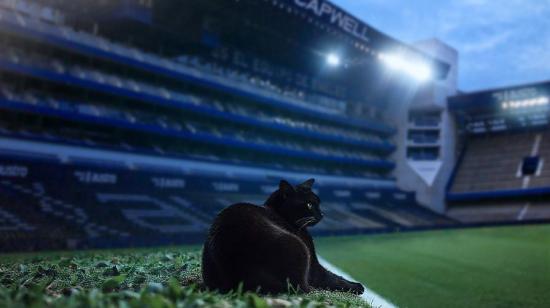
[307,203,313,210]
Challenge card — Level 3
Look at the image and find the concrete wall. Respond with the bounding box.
[393,39,459,213]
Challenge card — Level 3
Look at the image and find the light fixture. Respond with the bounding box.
[326,53,341,67]
[378,52,432,82]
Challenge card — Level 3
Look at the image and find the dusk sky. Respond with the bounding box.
[332,0,550,91]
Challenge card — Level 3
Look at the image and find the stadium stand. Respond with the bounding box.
[0,17,397,176]
[0,0,457,251]
[0,5,391,134]
[447,81,550,224]
[450,133,537,193]
[0,154,454,250]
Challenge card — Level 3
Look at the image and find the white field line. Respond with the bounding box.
[318,256,397,308]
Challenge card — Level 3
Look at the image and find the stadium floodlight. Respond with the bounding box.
[378,52,432,82]
[326,53,341,67]
[501,96,549,110]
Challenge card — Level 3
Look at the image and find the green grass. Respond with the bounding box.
[316,224,550,308]
[2,225,548,307]
[0,245,366,307]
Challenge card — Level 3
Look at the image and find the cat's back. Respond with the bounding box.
[216,202,267,221]
[205,203,303,257]
[208,203,288,238]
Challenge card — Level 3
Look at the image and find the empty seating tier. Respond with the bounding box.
[450,132,550,195]
[0,153,454,252]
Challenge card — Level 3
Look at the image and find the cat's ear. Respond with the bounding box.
[297,178,315,190]
[279,180,294,194]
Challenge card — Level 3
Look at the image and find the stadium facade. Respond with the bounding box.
[0,0,547,252]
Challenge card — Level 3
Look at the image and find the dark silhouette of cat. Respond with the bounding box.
[202,178,364,295]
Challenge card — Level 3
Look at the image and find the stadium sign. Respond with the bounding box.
[292,0,370,43]
[74,170,117,184]
[151,177,186,189]
[212,181,240,192]
[492,87,539,102]
[0,165,28,178]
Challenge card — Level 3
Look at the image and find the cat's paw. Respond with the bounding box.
[348,282,364,295]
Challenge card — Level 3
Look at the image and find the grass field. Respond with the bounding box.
[1,225,549,307]
[316,224,550,308]
[0,246,365,307]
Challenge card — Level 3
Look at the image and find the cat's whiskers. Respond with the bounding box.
[296,216,316,229]
[302,218,315,229]
[295,216,314,226]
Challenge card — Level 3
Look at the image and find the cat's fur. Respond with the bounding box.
[202,179,364,294]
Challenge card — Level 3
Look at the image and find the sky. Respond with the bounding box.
[332,0,550,91]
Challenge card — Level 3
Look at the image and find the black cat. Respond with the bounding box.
[202,179,364,295]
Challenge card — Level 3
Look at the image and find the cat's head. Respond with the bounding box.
[265,178,323,229]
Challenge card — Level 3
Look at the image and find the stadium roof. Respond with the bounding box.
[449,80,550,113]
[449,80,550,133]
[154,0,449,77]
